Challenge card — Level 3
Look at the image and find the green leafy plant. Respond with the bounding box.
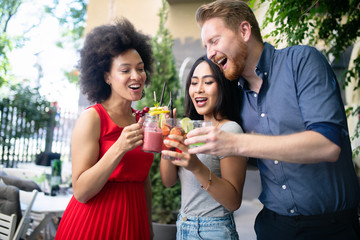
[0,82,57,166]
[150,153,181,224]
[0,0,23,87]
[7,83,57,131]
[0,0,87,87]
[137,0,184,116]
[136,0,182,224]
[44,0,88,47]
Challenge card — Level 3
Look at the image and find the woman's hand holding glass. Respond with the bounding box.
[162,134,201,171]
[116,121,144,153]
[161,119,210,169]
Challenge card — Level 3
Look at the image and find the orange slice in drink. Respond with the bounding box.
[162,125,170,136]
[164,127,182,148]
[170,127,182,136]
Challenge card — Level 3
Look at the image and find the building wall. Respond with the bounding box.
[84,0,211,89]
[84,0,210,40]
[85,0,161,36]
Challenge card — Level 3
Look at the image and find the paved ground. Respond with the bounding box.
[234,168,263,240]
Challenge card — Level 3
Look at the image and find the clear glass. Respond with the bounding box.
[161,118,185,160]
[189,120,212,148]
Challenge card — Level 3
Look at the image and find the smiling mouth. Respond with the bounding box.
[195,97,208,105]
[217,57,228,69]
[129,84,141,90]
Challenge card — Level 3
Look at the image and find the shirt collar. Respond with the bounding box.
[238,42,275,89]
[256,42,275,75]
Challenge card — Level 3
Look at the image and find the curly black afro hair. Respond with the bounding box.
[79,18,154,103]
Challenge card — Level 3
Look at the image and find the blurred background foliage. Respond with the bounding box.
[0,0,87,88]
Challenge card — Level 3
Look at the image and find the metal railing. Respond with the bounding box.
[0,103,79,167]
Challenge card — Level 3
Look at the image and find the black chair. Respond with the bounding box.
[35,152,61,166]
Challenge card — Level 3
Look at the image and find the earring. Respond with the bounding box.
[141,89,145,99]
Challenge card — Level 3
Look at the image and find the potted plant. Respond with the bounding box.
[150,153,181,240]
[136,0,183,239]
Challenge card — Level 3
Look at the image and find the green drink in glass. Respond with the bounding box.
[181,119,212,148]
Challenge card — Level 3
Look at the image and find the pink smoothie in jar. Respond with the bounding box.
[143,130,163,153]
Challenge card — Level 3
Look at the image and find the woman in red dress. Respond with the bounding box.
[55,18,154,240]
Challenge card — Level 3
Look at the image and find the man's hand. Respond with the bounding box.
[185,126,239,157]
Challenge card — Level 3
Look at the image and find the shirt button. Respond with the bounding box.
[290,209,295,214]
[260,113,266,117]
[282,185,286,190]
[253,93,257,98]
[264,72,268,76]
[274,160,279,164]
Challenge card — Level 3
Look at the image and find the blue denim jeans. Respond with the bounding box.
[176,212,239,240]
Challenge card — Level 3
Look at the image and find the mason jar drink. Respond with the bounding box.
[142,114,163,153]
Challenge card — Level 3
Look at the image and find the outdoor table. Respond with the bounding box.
[20,190,72,239]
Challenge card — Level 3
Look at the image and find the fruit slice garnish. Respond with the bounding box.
[149,106,166,112]
[149,106,170,116]
[149,106,162,111]
[149,110,170,116]
[159,113,166,128]
[170,127,182,136]
[162,125,170,136]
[164,127,182,148]
[180,117,194,133]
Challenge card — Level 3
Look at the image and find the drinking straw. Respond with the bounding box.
[153,91,157,103]
[169,91,173,118]
[159,82,167,106]
[168,91,175,151]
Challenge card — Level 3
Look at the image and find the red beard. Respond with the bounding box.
[224,40,248,81]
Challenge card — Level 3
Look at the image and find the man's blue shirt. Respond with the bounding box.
[238,42,360,216]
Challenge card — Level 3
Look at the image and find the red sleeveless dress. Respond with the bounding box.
[55,104,154,240]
